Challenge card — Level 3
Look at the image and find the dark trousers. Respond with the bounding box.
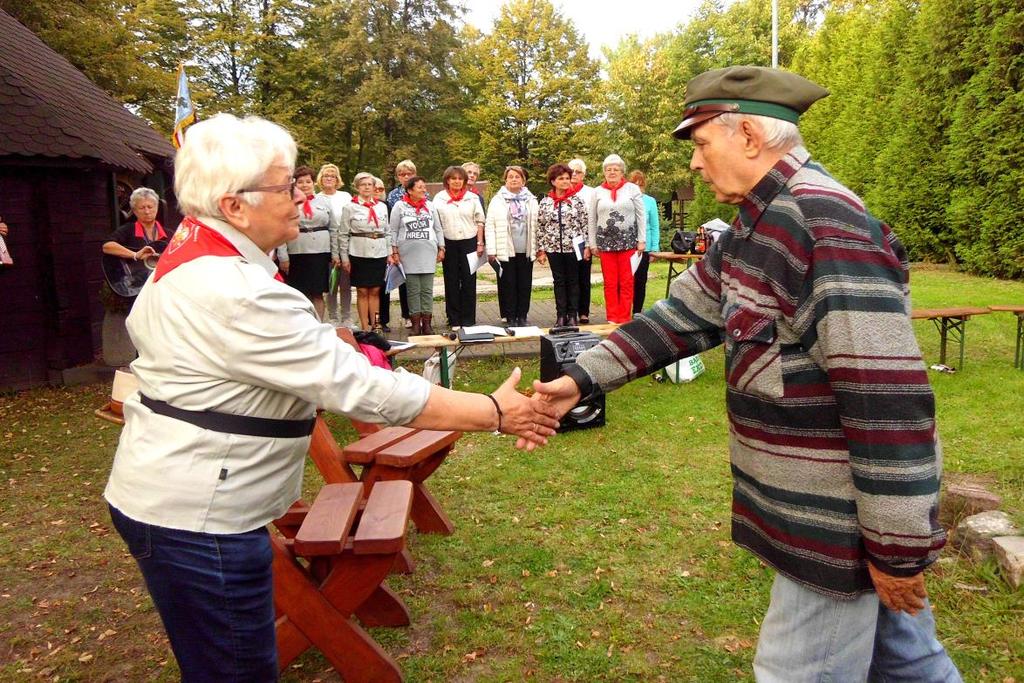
[379,282,409,326]
[442,236,479,326]
[548,251,579,319]
[633,250,651,314]
[498,254,533,322]
[577,256,592,317]
[109,505,277,682]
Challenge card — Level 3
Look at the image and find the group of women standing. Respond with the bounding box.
[275,154,660,334]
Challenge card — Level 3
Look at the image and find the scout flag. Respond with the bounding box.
[171,64,196,149]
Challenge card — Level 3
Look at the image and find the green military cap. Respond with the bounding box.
[671,65,829,139]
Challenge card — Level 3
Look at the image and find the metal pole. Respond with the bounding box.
[772,0,779,68]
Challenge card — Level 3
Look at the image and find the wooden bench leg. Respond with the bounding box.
[271,536,402,682]
[355,584,412,628]
[410,483,455,535]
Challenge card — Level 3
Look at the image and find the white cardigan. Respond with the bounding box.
[485,192,539,261]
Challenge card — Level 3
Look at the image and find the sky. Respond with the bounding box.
[461,0,711,60]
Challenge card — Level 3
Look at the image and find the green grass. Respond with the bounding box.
[1,264,1022,681]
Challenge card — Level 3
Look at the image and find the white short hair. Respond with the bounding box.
[461,161,480,173]
[568,158,587,174]
[174,113,297,217]
[351,172,375,190]
[602,154,626,172]
[714,113,803,151]
[129,187,159,209]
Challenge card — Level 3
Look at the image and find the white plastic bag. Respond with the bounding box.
[422,350,456,385]
[665,354,706,383]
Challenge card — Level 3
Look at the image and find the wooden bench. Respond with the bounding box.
[989,305,1024,369]
[910,306,991,369]
[344,427,462,535]
[272,480,413,682]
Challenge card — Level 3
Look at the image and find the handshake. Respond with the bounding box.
[485,369,584,451]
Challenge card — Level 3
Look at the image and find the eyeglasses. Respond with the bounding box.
[238,179,297,195]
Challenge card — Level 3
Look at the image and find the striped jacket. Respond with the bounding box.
[565,146,946,599]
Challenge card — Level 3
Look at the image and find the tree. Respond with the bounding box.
[452,0,603,190]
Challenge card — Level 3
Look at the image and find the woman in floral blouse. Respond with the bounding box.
[536,163,589,327]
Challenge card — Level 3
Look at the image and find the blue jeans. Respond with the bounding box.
[754,573,961,682]
[109,505,277,682]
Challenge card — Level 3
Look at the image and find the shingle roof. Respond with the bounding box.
[0,9,174,173]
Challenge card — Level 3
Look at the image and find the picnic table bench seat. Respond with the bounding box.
[272,480,414,682]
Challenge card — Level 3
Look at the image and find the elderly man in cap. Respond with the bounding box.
[533,66,961,681]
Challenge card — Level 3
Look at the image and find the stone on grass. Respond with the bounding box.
[953,511,1020,561]
[992,536,1024,589]
[940,480,1002,527]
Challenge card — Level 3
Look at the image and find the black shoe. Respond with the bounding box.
[555,315,566,327]
[567,315,578,327]
[579,315,589,325]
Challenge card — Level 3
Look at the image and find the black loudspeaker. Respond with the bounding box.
[539,331,606,432]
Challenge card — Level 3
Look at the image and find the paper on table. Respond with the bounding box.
[386,340,416,351]
[508,325,543,338]
[630,250,642,275]
[384,262,406,292]
[466,251,484,274]
[572,235,587,261]
[461,324,509,336]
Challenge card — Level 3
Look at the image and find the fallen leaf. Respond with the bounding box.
[77,653,93,663]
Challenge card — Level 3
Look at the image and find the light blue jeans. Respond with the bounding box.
[754,573,962,682]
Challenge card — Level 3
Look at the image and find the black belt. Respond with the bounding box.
[140,394,315,438]
[350,231,387,239]
[299,226,330,233]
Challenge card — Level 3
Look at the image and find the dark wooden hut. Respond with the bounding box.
[0,9,175,390]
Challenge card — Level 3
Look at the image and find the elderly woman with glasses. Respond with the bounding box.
[587,154,646,324]
[338,171,390,331]
[485,165,538,327]
[275,165,333,319]
[103,113,559,682]
[435,165,485,328]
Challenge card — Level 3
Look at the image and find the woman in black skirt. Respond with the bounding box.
[338,172,391,330]
[275,165,332,318]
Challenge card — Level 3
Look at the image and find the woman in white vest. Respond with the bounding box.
[485,165,539,327]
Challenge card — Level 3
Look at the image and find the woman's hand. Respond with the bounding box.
[637,241,646,253]
[279,260,290,275]
[583,247,591,261]
[536,250,547,265]
[390,252,401,265]
[488,255,497,263]
[436,247,445,263]
[342,260,352,274]
[490,367,561,451]
[134,245,157,261]
[476,242,485,256]
[332,256,341,269]
[0,219,8,238]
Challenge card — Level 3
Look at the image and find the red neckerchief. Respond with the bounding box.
[547,185,578,206]
[402,195,428,215]
[601,178,626,202]
[469,186,481,195]
[134,220,168,240]
[302,194,314,219]
[353,196,380,227]
[446,188,468,204]
[571,182,584,193]
[154,216,284,283]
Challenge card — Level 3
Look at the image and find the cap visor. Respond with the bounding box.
[671,111,724,140]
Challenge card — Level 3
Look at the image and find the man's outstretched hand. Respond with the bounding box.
[868,562,927,615]
[516,375,583,449]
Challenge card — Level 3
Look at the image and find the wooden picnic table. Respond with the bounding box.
[988,305,1024,369]
[910,306,991,370]
[399,323,621,388]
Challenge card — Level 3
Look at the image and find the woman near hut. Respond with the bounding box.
[536,163,589,327]
[338,172,390,331]
[389,176,444,335]
[276,165,333,319]
[485,166,539,327]
[435,165,485,329]
[102,187,169,265]
[587,154,645,324]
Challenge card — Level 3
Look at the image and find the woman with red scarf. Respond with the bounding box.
[338,172,390,331]
[587,154,646,324]
[435,165,485,328]
[102,187,169,267]
[389,176,444,335]
[537,163,589,327]
[275,165,332,318]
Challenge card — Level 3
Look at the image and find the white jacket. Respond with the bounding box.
[485,191,539,261]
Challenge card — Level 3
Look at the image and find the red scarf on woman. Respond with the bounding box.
[154,216,284,283]
[446,188,468,204]
[402,195,428,215]
[601,178,626,202]
[302,194,314,218]
[134,220,168,240]
[547,185,579,207]
[352,196,380,226]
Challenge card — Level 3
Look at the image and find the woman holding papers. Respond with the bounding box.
[389,176,444,335]
[537,163,589,327]
[338,172,390,332]
[485,165,539,327]
[587,154,645,324]
[435,165,485,329]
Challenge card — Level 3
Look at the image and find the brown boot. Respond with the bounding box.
[410,314,422,336]
[422,313,434,336]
